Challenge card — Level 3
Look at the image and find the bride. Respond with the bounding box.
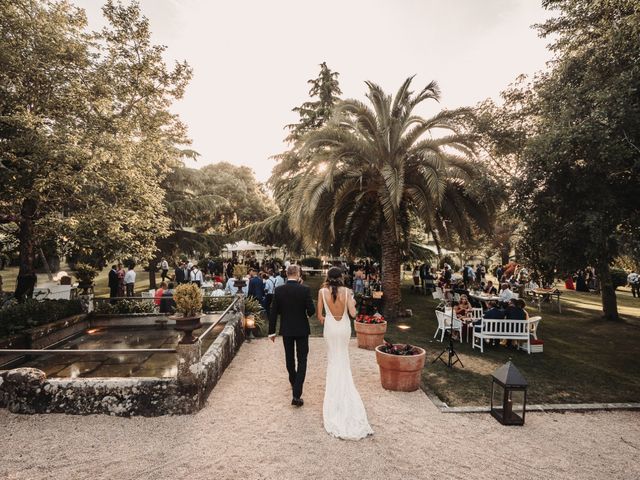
[316,267,373,440]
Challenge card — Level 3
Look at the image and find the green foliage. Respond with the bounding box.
[0,0,192,279]
[73,263,99,284]
[173,283,202,317]
[300,257,322,269]
[438,255,459,272]
[610,268,628,290]
[202,296,234,312]
[0,299,83,337]
[509,0,640,319]
[233,264,247,279]
[243,297,263,316]
[94,300,156,315]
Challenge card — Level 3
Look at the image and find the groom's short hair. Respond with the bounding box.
[286,265,300,278]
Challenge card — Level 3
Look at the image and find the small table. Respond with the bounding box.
[469,293,501,303]
[526,289,562,313]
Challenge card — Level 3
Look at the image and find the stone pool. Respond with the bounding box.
[13,323,223,378]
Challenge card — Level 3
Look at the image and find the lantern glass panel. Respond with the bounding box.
[491,382,505,418]
[506,389,525,424]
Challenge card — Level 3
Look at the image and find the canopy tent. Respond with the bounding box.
[223,240,270,252]
[417,243,458,256]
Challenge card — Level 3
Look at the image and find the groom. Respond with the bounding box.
[268,265,315,407]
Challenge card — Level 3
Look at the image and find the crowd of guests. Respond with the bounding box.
[564,267,598,292]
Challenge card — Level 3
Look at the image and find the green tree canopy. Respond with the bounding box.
[288,77,496,318]
[0,0,192,298]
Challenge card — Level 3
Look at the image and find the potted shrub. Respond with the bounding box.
[74,263,98,294]
[354,313,387,350]
[171,283,203,344]
[233,264,248,290]
[375,341,426,392]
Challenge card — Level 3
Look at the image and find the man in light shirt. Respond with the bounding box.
[190,265,203,287]
[499,283,514,304]
[124,266,136,297]
[628,271,639,298]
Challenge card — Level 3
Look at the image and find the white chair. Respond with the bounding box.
[432,290,447,310]
[434,310,463,343]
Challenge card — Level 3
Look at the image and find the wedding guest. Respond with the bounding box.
[484,301,506,319]
[455,294,471,318]
[154,282,167,307]
[124,266,136,297]
[117,263,126,297]
[159,282,176,313]
[174,261,187,285]
[505,298,528,320]
[108,265,119,303]
[628,270,639,298]
[499,283,515,304]
[483,280,498,295]
[190,265,203,287]
[247,268,264,304]
[353,268,365,294]
[565,275,575,290]
[424,268,435,294]
[263,270,276,311]
[160,257,169,282]
[575,270,589,292]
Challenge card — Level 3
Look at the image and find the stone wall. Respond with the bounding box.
[0,307,245,416]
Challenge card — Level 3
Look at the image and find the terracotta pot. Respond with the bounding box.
[375,344,426,392]
[171,315,202,344]
[354,321,387,350]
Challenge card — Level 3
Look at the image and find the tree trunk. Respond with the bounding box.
[598,261,619,321]
[14,198,38,301]
[500,242,511,266]
[380,222,401,320]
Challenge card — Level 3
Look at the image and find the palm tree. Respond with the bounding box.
[288,77,495,319]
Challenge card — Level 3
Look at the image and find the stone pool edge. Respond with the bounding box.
[0,310,245,417]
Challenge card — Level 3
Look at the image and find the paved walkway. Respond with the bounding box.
[1,338,639,480]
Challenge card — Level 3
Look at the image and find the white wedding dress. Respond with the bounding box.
[322,288,373,440]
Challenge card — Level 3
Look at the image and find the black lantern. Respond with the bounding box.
[490,361,528,426]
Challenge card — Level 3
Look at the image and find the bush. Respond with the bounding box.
[202,296,234,312]
[610,268,628,290]
[173,283,203,317]
[0,299,83,337]
[94,300,156,315]
[74,263,99,284]
[300,257,322,269]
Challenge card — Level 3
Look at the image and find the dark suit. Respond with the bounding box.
[247,275,264,302]
[108,268,119,301]
[174,267,186,284]
[268,280,315,399]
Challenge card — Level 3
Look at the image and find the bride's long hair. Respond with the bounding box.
[324,267,344,302]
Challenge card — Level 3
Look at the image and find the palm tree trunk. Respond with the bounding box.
[380,222,401,320]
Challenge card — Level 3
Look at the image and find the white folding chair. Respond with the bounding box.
[466,307,483,343]
[432,290,447,310]
[434,310,463,343]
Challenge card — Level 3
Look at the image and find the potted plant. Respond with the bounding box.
[375,341,426,392]
[171,283,203,344]
[74,263,98,294]
[354,312,387,350]
[233,264,248,290]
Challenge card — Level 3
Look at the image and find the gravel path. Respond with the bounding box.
[1,338,639,480]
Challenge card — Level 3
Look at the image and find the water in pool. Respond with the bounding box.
[12,324,223,379]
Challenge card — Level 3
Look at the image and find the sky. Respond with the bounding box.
[75,0,554,182]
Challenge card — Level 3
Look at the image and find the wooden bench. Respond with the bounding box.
[472,316,542,354]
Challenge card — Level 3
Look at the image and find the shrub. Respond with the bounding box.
[74,263,99,284]
[300,257,322,269]
[0,299,83,337]
[202,296,234,312]
[94,300,156,315]
[610,268,628,290]
[173,283,203,317]
[233,264,247,279]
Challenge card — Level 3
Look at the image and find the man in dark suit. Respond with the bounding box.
[174,261,186,284]
[247,268,264,304]
[268,265,315,407]
[108,265,119,303]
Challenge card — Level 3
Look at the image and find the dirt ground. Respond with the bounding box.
[1,337,639,480]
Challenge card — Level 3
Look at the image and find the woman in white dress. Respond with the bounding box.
[316,267,373,440]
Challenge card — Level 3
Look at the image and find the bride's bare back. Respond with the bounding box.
[317,287,356,323]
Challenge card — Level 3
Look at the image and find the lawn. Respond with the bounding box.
[304,275,640,407]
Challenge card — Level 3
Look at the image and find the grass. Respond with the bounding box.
[304,275,640,407]
[3,267,639,407]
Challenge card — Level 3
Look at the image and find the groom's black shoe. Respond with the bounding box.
[291,397,304,407]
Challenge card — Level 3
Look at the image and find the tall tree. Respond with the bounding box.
[289,77,495,318]
[0,0,192,298]
[515,0,640,320]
